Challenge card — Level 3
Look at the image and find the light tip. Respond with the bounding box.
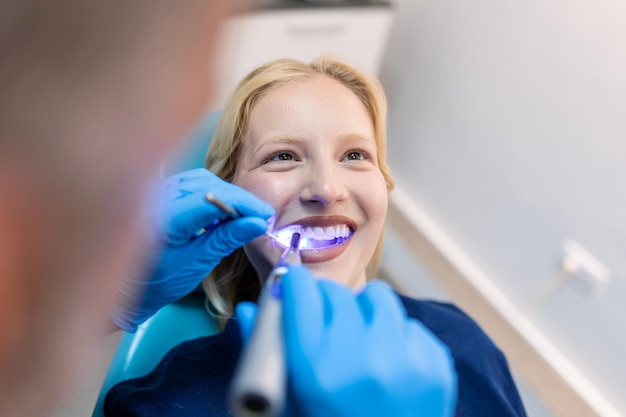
[290,232,301,250]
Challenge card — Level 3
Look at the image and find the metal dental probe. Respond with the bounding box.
[193,193,242,236]
[205,192,241,219]
[229,232,302,417]
[204,193,304,249]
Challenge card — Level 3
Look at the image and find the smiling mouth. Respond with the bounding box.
[268,224,353,250]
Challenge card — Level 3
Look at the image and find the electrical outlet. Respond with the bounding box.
[562,240,611,297]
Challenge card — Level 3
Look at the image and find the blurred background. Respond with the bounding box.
[53,1,626,416]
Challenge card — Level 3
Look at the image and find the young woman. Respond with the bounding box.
[202,57,393,321]
[105,57,527,417]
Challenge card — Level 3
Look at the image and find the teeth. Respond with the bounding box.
[313,227,326,240]
[270,223,353,250]
[302,225,350,240]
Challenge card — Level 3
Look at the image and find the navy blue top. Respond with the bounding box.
[105,295,527,416]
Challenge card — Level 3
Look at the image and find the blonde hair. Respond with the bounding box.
[203,57,395,323]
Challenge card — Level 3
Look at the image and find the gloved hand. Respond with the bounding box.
[113,168,274,332]
[236,266,458,417]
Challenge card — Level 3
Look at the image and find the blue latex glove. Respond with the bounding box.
[113,168,274,332]
[236,266,457,417]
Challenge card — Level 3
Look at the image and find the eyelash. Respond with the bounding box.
[342,149,370,161]
[262,149,372,164]
[263,151,297,164]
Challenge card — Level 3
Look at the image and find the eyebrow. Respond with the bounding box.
[253,132,376,154]
[339,133,376,144]
[262,136,301,144]
[252,136,302,154]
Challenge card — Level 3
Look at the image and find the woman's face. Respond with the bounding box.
[233,75,388,288]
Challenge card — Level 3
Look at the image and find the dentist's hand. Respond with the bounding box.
[235,266,458,417]
[113,168,274,332]
[284,266,457,417]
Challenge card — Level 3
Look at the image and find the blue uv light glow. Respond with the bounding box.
[266,225,351,251]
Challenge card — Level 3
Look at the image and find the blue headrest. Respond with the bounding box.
[162,111,222,176]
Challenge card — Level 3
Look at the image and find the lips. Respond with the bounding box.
[272,223,353,250]
[268,215,356,257]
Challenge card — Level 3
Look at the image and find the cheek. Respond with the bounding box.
[362,174,389,230]
[236,173,299,276]
[376,186,389,218]
[234,173,296,211]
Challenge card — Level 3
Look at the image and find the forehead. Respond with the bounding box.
[245,75,374,140]
[258,75,364,111]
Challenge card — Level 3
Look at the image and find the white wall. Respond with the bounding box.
[380,0,626,415]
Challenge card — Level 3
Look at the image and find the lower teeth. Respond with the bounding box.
[305,236,347,249]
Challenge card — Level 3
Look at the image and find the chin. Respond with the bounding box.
[304,263,365,289]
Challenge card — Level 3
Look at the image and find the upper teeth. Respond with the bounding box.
[302,225,350,240]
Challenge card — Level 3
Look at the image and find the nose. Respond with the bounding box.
[299,162,348,208]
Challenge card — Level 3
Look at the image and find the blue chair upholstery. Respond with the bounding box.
[92,111,222,417]
[93,293,219,417]
[161,110,222,176]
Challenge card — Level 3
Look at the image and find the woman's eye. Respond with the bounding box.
[265,151,296,163]
[342,150,367,161]
[274,153,293,161]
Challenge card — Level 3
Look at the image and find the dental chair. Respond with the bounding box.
[92,112,221,417]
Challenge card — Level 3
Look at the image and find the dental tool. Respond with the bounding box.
[203,193,320,251]
[203,193,295,248]
[229,232,302,417]
[205,192,241,219]
[195,193,242,237]
[203,193,282,244]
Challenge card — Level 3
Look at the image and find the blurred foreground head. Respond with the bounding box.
[0,0,231,415]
